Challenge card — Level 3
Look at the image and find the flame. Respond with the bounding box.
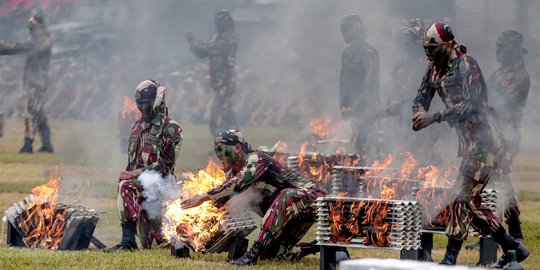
[309,117,332,141]
[121,96,141,120]
[415,165,456,228]
[162,160,228,252]
[18,170,66,249]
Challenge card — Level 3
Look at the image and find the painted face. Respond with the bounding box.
[136,99,154,122]
[214,143,237,172]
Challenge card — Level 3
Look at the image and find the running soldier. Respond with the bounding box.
[105,80,183,252]
[0,14,53,153]
[411,22,529,266]
[182,129,327,266]
[186,10,238,135]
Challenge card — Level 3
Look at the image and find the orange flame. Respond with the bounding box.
[310,117,332,141]
[18,169,66,249]
[415,165,456,228]
[121,96,141,120]
[163,159,228,252]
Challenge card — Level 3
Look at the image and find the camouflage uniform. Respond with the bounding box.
[413,52,506,240]
[118,113,183,248]
[339,20,380,157]
[0,16,53,152]
[207,150,327,260]
[189,12,238,135]
[488,57,529,227]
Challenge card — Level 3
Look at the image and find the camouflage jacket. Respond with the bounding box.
[0,36,52,91]
[339,41,380,115]
[413,53,504,157]
[189,32,237,95]
[208,151,327,208]
[126,113,183,176]
[488,60,530,129]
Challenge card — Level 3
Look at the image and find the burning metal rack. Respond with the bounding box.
[171,212,257,261]
[4,194,100,250]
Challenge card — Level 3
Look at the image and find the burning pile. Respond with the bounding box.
[317,197,422,250]
[4,174,99,250]
[162,160,229,252]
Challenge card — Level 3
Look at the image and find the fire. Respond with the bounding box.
[162,159,228,252]
[121,96,141,120]
[415,165,456,229]
[18,171,66,249]
[310,117,333,141]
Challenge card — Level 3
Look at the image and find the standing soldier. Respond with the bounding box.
[186,10,238,135]
[412,22,529,266]
[338,14,380,159]
[466,30,530,266]
[104,80,183,252]
[182,129,327,266]
[0,14,53,153]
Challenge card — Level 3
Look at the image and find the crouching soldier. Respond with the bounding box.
[182,129,327,266]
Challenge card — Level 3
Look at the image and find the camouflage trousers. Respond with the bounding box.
[117,179,164,248]
[24,86,51,140]
[446,149,506,240]
[350,117,380,161]
[209,89,237,135]
[257,186,326,260]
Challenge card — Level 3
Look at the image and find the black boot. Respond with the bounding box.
[439,238,464,265]
[507,216,524,241]
[492,226,529,268]
[18,137,33,154]
[103,222,138,253]
[37,128,54,153]
[232,241,262,266]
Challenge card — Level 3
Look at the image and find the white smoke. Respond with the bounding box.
[139,170,181,220]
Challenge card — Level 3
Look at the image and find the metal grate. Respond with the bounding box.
[4,194,100,250]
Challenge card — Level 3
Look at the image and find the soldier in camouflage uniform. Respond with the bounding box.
[338,14,380,159]
[489,30,529,242]
[182,129,327,266]
[104,80,183,252]
[412,22,528,266]
[0,15,53,153]
[186,10,238,135]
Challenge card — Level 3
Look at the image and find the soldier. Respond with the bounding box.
[0,14,53,153]
[186,10,238,135]
[338,14,380,159]
[182,129,327,266]
[412,22,529,266]
[104,80,183,252]
[466,30,530,265]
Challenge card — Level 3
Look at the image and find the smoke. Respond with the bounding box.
[139,170,181,220]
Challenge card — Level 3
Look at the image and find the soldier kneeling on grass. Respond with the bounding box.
[182,129,331,266]
[104,80,183,252]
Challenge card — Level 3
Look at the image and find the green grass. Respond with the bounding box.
[1,117,540,269]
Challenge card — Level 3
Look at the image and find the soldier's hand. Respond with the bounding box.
[118,169,142,181]
[181,194,210,209]
[412,112,435,131]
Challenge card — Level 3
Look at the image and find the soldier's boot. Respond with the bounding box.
[507,216,524,242]
[439,238,463,265]
[103,222,138,253]
[18,137,33,154]
[37,126,54,153]
[232,241,262,266]
[492,226,529,268]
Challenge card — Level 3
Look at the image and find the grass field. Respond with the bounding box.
[0,118,539,269]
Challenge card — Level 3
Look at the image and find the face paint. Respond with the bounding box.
[136,99,154,122]
[214,144,236,171]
